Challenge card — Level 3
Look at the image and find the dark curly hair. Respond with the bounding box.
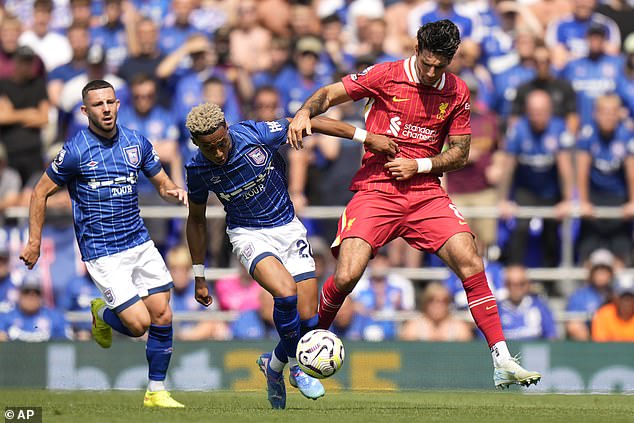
[416,19,461,61]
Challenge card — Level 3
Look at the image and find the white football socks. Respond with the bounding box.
[491,341,512,367]
[147,380,165,392]
[269,350,286,373]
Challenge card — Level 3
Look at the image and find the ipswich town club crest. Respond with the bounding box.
[246,147,268,166]
[123,146,141,167]
[103,288,115,305]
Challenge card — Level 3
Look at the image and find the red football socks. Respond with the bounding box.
[317,275,350,329]
[462,271,505,348]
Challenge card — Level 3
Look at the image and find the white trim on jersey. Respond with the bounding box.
[404,55,445,90]
[434,73,446,91]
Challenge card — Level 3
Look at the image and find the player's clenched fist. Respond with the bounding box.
[384,157,418,181]
[194,278,213,307]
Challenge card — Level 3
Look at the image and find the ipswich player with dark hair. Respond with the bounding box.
[20,79,188,408]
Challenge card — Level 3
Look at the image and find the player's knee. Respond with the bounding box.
[333,269,360,292]
[127,319,150,337]
[461,253,485,277]
[151,306,172,325]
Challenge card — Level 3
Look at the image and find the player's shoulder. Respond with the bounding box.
[445,73,470,97]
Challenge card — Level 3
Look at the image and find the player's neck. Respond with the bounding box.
[89,124,118,141]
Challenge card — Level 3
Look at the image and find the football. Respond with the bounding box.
[296,329,345,379]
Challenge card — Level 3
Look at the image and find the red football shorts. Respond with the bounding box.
[331,189,473,257]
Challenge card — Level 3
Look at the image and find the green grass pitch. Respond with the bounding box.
[1,390,633,423]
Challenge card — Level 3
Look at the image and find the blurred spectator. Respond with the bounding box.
[0,45,49,185]
[159,0,205,55]
[0,275,72,341]
[616,33,634,119]
[575,94,634,266]
[0,14,44,80]
[118,74,182,250]
[276,36,332,116]
[444,75,500,256]
[255,0,291,37]
[289,3,320,37]
[545,0,621,69]
[330,296,358,339]
[129,0,170,24]
[356,18,402,63]
[319,14,356,76]
[67,0,93,29]
[0,144,22,222]
[492,31,537,119]
[498,90,575,267]
[384,0,419,58]
[591,273,634,341]
[0,243,19,314]
[498,265,557,340]
[349,251,414,341]
[560,24,623,126]
[167,245,230,341]
[511,45,579,137]
[90,0,134,73]
[251,36,293,89]
[566,248,616,340]
[250,85,283,121]
[400,282,473,341]
[596,0,634,49]
[18,0,72,72]
[215,266,265,339]
[58,264,100,340]
[58,44,128,140]
[257,284,276,339]
[47,23,90,109]
[229,0,272,74]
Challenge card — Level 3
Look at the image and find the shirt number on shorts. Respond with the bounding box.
[296,240,313,258]
[448,203,466,220]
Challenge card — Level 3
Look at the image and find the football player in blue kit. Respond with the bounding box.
[20,79,188,408]
[184,102,398,409]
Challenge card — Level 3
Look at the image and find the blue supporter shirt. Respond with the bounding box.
[59,274,101,332]
[616,74,634,118]
[186,119,294,229]
[91,23,128,72]
[274,69,332,116]
[561,54,622,125]
[159,23,204,55]
[576,123,634,197]
[0,307,72,341]
[48,63,85,83]
[566,285,607,317]
[499,295,557,340]
[0,275,19,314]
[493,64,536,117]
[46,125,163,261]
[505,116,570,200]
[420,7,475,39]
[546,13,621,60]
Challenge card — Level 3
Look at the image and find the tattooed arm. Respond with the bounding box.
[384,134,471,181]
[287,82,352,149]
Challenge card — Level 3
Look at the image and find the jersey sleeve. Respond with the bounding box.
[253,119,290,149]
[139,134,163,178]
[46,145,79,186]
[448,83,472,136]
[341,62,389,102]
[185,166,209,205]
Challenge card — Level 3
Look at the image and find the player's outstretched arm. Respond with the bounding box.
[149,168,188,207]
[186,201,213,307]
[20,172,61,269]
[287,82,352,149]
[306,116,399,156]
[384,134,471,181]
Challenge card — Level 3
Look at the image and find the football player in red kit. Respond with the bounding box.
[287,19,541,389]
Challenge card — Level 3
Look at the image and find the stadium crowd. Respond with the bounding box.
[0,0,633,343]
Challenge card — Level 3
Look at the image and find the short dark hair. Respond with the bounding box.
[82,79,114,101]
[130,73,155,88]
[203,76,223,87]
[416,19,461,61]
[34,0,54,12]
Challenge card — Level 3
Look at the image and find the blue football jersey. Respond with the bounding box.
[499,295,557,340]
[46,125,163,261]
[577,123,634,197]
[186,119,294,229]
[505,116,571,199]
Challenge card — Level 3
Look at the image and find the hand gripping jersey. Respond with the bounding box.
[341,57,471,194]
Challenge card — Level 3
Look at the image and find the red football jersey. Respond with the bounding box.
[341,56,471,194]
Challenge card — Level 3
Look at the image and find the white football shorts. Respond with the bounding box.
[85,240,173,312]
[227,216,316,282]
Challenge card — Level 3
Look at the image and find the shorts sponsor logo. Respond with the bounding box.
[104,289,115,305]
[123,146,140,167]
[246,147,268,166]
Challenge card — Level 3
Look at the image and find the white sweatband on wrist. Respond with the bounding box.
[192,264,205,278]
[352,127,367,143]
[415,158,433,173]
